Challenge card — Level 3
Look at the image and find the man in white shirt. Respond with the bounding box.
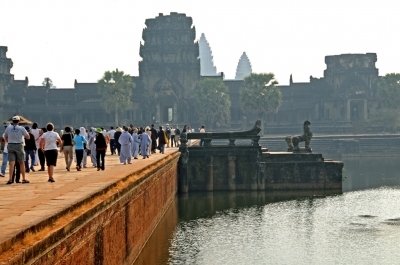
[170,127,176,147]
[108,127,116,155]
[4,116,30,184]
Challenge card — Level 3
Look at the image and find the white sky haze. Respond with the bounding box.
[1,0,399,87]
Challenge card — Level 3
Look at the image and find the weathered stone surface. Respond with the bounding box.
[0,152,180,265]
[179,121,343,192]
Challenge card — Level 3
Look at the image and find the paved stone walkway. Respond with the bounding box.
[0,147,179,251]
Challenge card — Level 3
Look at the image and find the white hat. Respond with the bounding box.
[12,116,20,121]
[166,123,169,126]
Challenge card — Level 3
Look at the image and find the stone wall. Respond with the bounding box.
[1,153,180,265]
[180,146,343,192]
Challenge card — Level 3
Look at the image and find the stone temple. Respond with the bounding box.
[235,52,252,80]
[0,12,385,133]
[198,33,218,76]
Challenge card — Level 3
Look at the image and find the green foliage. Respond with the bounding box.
[98,69,135,125]
[239,73,282,117]
[377,73,400,109]
[194,78,231,127]
[42,77,56,88]
[370,73,400,130]
[368,108,400,130]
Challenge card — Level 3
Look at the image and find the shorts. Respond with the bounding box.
[7,143,25,163]
[45,149,58,166]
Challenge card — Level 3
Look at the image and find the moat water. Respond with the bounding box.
[134,156,400,265]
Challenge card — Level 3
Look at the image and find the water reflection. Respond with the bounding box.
[134,157,400,265]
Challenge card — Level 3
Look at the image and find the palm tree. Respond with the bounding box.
[195,78,231,129]
[98,69,135,126]
[240,73,282,135]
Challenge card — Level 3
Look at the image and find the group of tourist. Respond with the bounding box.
[1,117,188,184]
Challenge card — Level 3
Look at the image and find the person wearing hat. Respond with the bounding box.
[24,126,37,173]
[0,122,11,177]
[94,128,107,170]
[3,115,31,184]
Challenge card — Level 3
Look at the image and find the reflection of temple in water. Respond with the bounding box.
[0,13,384,133]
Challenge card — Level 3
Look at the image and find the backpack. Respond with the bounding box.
[175,129,180,135]
[166,128,171,134]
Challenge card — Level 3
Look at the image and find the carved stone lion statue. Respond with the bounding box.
[285,120,313,152]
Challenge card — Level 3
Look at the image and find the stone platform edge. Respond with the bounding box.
[0,152,180,264]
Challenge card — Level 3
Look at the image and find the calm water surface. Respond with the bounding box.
[134,156,400,265]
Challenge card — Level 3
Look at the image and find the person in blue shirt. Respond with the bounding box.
[73,128,88,171]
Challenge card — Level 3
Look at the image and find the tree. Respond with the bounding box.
[194,78,231,128]
[42,77,56,88]
[239,73,282,134]
[98,69,136,126]
[371,73,400,132]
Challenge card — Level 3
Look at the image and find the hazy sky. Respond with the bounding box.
[1,0,399,88]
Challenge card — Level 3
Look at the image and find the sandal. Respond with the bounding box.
[22,179,30,184]
[6,180,13,185]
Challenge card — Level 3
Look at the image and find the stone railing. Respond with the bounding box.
[179,120,261,148]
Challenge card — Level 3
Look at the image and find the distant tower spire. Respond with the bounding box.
[235,52,252,80]
[198,33,218,76]
[290,74,293,85]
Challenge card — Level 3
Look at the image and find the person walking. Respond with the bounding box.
[31,122,40,166]
[150,124,158,154]
[24,126,37,172]
[114,127,122,155]
[80,127,88,168]
[157,126,166,154]
[88,128,97,167]
[40,123,62,182]
[131,128,140,159]
[141,128,151,159]
[170,126,176,147]
[175,125,181,147]
[108,127,116,155]
[94,128,107,171]
[1,123,10,177]
[59,126,74,171]
[118,126,133,164]
[73,128,88,171]
[4,116,30,184]
[199,125,206,146]
[37,128,47,171]
[165,124,171,147]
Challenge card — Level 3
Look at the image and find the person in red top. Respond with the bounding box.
[94,128,107,171]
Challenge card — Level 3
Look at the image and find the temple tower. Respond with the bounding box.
[139,12,200,124]
[198,33,218,76]
[0,47,14,122]
[235,52,252,80]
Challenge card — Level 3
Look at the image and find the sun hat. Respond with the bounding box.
[96,128,102,133]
